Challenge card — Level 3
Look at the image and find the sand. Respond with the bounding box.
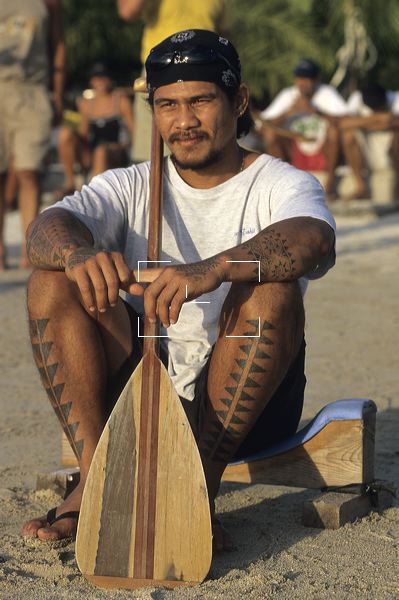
[0,207,398,600]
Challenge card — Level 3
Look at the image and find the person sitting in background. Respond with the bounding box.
[55,63,134,198]
[340,83,399,200]
[259,59,366,199]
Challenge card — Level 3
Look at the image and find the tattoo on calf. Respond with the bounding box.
[199,319,275,462]
[242,229,296,280]
[29,318,84,460]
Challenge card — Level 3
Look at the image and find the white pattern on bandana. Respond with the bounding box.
[221,69,237,87]
[218,36,229,46]
[171,30,196,43]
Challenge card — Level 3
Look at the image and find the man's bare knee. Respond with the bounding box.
[27,269,77,315]
[226,280,302,312]
[222,281,304,356]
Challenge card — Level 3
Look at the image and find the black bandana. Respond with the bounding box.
[145,29,241,99]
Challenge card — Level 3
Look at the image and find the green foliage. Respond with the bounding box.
[62,0,144,88]
[228,0,399,103]
[62,0,399,102]
[227,0,335,100]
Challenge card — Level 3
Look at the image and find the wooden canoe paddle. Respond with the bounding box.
[75,116,212,590]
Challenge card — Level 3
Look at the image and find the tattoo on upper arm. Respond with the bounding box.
[29,317,84,460]
[241,229,296,280]
[26,210,93,269]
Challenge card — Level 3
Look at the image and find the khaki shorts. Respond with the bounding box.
[0,81,52,172]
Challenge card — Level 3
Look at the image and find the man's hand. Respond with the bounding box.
[128,258,226,327]
[65,248,133,313]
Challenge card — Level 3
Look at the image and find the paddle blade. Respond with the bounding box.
[75,356,212,589]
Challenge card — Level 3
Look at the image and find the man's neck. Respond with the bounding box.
[171,145,249,189]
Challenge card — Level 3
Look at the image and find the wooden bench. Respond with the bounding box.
[37,397,395,529]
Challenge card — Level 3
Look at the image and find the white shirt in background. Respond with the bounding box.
[261,84,349,120]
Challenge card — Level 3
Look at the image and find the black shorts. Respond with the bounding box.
[108,301,306,462]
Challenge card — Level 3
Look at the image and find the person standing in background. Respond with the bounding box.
[117,0,226,162]
[0,0,65,269]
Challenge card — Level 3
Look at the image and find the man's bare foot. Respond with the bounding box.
[21,481,83,541]
[212,517,235,553]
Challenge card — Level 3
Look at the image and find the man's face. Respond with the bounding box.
[294,76,318,98]
[153,81,239,170]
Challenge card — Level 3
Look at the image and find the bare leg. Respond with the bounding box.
[16,170,40,267]
[91,145,109,176]
[389,130,399,201]
[340,129,368,198]
[21,269,133,540]
[5,162,18,210]
[198,281,305,549]
[261,127,292,162]
[0,172,6,270]
[57,126,80,191]
[322,124,340,195]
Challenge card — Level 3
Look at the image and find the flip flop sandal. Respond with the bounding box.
[47,507,80,526]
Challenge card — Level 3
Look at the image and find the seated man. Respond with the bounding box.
[21,30,336,552]
[341,83,399,199]
[260,59,362,198]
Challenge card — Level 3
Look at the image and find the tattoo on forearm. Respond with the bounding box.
[26,210,93,270]
[241,229,296,281]
[174,256,221,280]
[66,247,99,270]
[29,318,84,460]
[199,319,275,462]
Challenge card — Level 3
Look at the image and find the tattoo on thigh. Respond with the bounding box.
[29,318,84,459]
[199,319,275,463]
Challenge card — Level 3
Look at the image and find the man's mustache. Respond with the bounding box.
[168,131,209,143]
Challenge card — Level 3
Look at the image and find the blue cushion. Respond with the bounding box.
[229,398,376,465]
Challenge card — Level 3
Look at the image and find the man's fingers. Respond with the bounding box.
[95,252,122,306]
[168,289,186,325]
[143,279,165,323]
[156,284,184,327]
[113,252,131,287]
[85,261,110,312]
[70,269,96,313]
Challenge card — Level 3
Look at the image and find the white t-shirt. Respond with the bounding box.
[261,84,349,120]
[347,90,399,116]
[54,154,335,400]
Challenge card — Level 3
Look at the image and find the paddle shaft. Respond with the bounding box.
[143,116,164,347]
[134,115,164,579]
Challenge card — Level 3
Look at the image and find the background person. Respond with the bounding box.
[340,83,399,200]
[0,0,65,269]
[260,59,352,198]
[117,0,227,162]
[55,62,134,198]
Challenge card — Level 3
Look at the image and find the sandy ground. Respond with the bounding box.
[0,205,398,600]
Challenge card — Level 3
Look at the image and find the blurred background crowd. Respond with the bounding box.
[1,0,399,268]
